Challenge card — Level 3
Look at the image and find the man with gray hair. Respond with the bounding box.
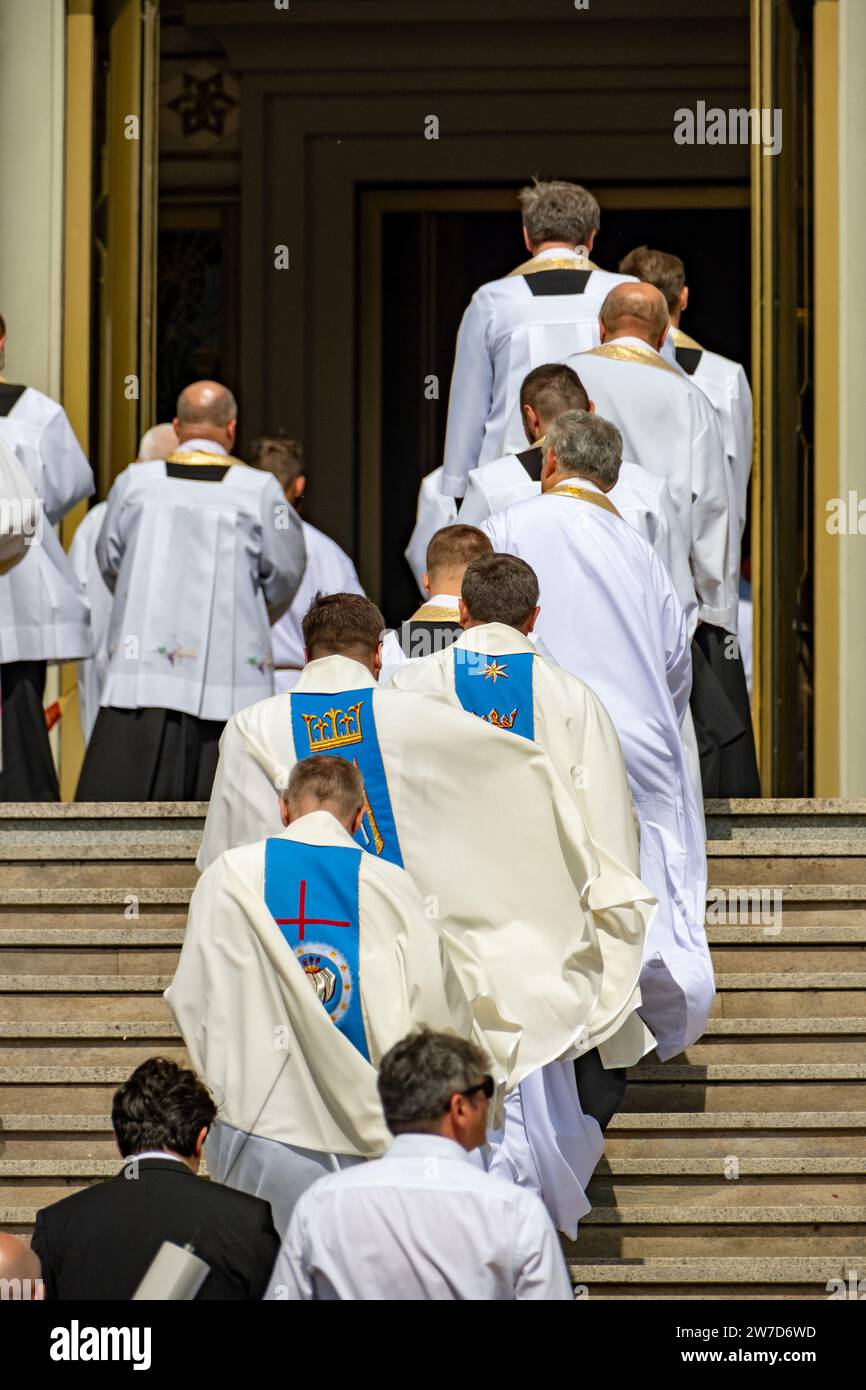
[76,381,306,799]
[438,178,636,501]
[484,410,713,1065]
[168,758,480,1238]
[266,1029,572,1300]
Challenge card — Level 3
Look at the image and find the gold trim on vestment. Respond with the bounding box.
[164,449,246,468]
[410,604,461,622]
[587,342,680,375]
[549,484,621,518]
[671,327,704,351]
[507,255,599,277]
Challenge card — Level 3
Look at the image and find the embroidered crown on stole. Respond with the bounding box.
[301,701,364,751]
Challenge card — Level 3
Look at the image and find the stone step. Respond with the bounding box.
[594,1156,866,1177]
[0,952,180,976]
[0,995,176,1022]
[710,989,866,1017]
[0,1021,181,1039]
[0,974,172,993]
[671,1039,866,1063]
[567,1255,860,1294]
[621,1083,866,1111]
[0,864,197,889]
[568,1224,866,1259]
[631,1062,866,1081]
[0,928,185,946]
[703,1015,866,1033]
[708,858,866,886]
[581,1183,866,1208]
[0,1045,188,1068]
[608,1109,866,1129]
[712,972,866,989]
[706,924,866,942]
[604,1134,866,1160]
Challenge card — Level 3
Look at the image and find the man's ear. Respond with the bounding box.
[373,640,383,680]
[292,473,306,504]
[541,447,557,482]
[522,224,533,254]
[658,322,670,351]
[680,285,689,314]
[172,415,181,437]
[598,315,608,344]
[422,571,431,597]
[524,605,540,635]
[194,1126,209,1161]
[458,597,470,628]
[587,398,596,415]
[585,228,596,254]
[280,796,291,827]
[226,419,238,445]
[352,805,365,835]
[303,646,311,666]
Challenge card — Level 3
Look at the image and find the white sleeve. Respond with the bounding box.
[689,395,735,629]
[442,292,494,497]
[258,475,307,623]
[456,469,494,526]
[513,1196,574,1301]
[656,479,699,637]
[404,475,457,593]
[731,368,753,537]
[36,406,94,524]
[480,509,509,552]
[264,1201,315,1301]
[94,475,128,593]
[652,553,693,720]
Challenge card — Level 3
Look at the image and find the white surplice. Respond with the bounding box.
[271,517,364,693]
[0,385,94,664]
[404,465,458,595]
[67,503,112,742]
[168,809,476,1235]
[502,336,734,632]
[96,439,306,720]
[199,653,657,1087]
[265,1133,573,1301]
[442,249,636,496]
[483,485,712,1060]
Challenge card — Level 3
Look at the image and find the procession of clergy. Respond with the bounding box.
[0,178,758,1248]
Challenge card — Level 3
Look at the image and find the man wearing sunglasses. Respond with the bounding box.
[265,1029,573,1301]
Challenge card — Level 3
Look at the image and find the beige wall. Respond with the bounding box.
[0,0,65,394]
[838,0,866,794]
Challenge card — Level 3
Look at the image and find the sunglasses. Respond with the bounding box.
[457,1075,494,1103]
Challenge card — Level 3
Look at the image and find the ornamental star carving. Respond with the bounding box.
[167,70,238,139]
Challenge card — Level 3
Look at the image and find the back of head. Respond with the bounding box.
[599,282,669,344]
[137,422,179,462]
[546,409,623,489]
[519,362,589,423]
[377,1029,490,1136]
[461,553,539,629]
[175,380,238,443]
[111,1057,216,1159]
[0,1232,41,1291]
[302,592,385,664]
[251,436,304,492]
[618,246,685,314]
[282,754,364,825]
[425,524,492,591]
[517,179,600,251]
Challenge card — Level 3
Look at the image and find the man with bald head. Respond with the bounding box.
[76,381,306,800]
[0,1232,42,1299]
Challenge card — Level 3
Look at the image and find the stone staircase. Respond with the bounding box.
[1,799,865,1299]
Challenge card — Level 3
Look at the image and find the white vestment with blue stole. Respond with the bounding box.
[483,490,713,1061]
[168,809,477,1236]
[199,654,657,1090]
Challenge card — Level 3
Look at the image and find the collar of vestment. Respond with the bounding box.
[410,592,460,622]
[165,439,247,468]
[455,623,535,657]
[274,809,360,851]
[294,654,377,694]
[548,481,621,518]
[588,338,679,375]
[672,326,704,350]
[384,1133,476,1165]
[507,251,599,277]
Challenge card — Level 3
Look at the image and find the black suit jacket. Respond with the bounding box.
[31,1157,280,1301]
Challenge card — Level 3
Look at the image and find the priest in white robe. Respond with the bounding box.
[483,411,713,1061]
[251,436,364,692]
[76,381,306,802]
[441,179,636,498]
[0,317,94,799]
[200,592,656,1079]
[168,755,480,1236]
[68,424,179,744]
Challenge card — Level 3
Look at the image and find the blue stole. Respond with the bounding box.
[453,648,535,741]
[289,688,403,867]
[264,837,369,1061]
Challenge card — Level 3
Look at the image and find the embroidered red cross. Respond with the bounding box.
[274,880,351,943]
